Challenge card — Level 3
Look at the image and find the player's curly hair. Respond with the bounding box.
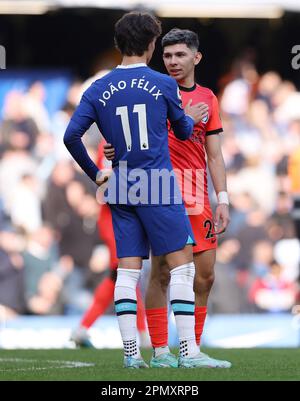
[161,28,199,51]
[114,11,162,56]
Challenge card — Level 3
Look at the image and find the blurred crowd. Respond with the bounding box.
[210,62,300,313]
[0,62,299,320]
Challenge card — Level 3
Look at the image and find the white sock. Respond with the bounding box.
[169,263,199,358]
[154,346,170,357]
[179,339,199,358]
[114,268,141,358]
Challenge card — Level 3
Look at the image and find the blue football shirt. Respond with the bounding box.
[64,63,194,204]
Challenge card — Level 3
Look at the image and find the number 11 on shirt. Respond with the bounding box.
[116,104,149,151]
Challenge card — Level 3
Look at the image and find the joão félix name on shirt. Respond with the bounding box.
[99,77,163,107]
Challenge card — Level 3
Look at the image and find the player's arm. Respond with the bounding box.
[166,78,208,140]
[205,134,230,234]
[172,100,210,140]
[63,92,101,184]
[205,134,227,196]
[165,77,194,140]
[170,117,193,140]
[205,94,230,234]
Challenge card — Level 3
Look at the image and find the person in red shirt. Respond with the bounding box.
[103,29,231,368]
[146,29,230,368]
[70,65,206,351]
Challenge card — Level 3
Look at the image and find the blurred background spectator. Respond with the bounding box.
[0,6,299,318]
[0,227,26,319]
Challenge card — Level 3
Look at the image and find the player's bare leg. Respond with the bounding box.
[193,249,216,344]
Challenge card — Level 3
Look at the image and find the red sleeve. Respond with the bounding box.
[206,94,223,136]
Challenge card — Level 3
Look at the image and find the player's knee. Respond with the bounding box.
[194,271,215,293]
[159,267,171,292]
[149,266,170,293]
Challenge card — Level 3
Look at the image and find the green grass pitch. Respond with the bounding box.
[0,348,299,381]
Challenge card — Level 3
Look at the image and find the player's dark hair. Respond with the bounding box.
[114,11,162,56]
[161,28,199,51]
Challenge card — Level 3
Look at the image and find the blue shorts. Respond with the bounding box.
[109,203,195,258]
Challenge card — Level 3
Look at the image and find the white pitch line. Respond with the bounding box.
[0,358,95,372]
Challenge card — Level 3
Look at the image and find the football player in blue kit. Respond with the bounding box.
[64,11,206,368]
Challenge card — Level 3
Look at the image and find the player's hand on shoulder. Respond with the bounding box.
[185,99,209,124]
[104,143,115,160]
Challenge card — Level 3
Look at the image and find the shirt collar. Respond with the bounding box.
[178,83,197,92]
[116,63,147,69]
